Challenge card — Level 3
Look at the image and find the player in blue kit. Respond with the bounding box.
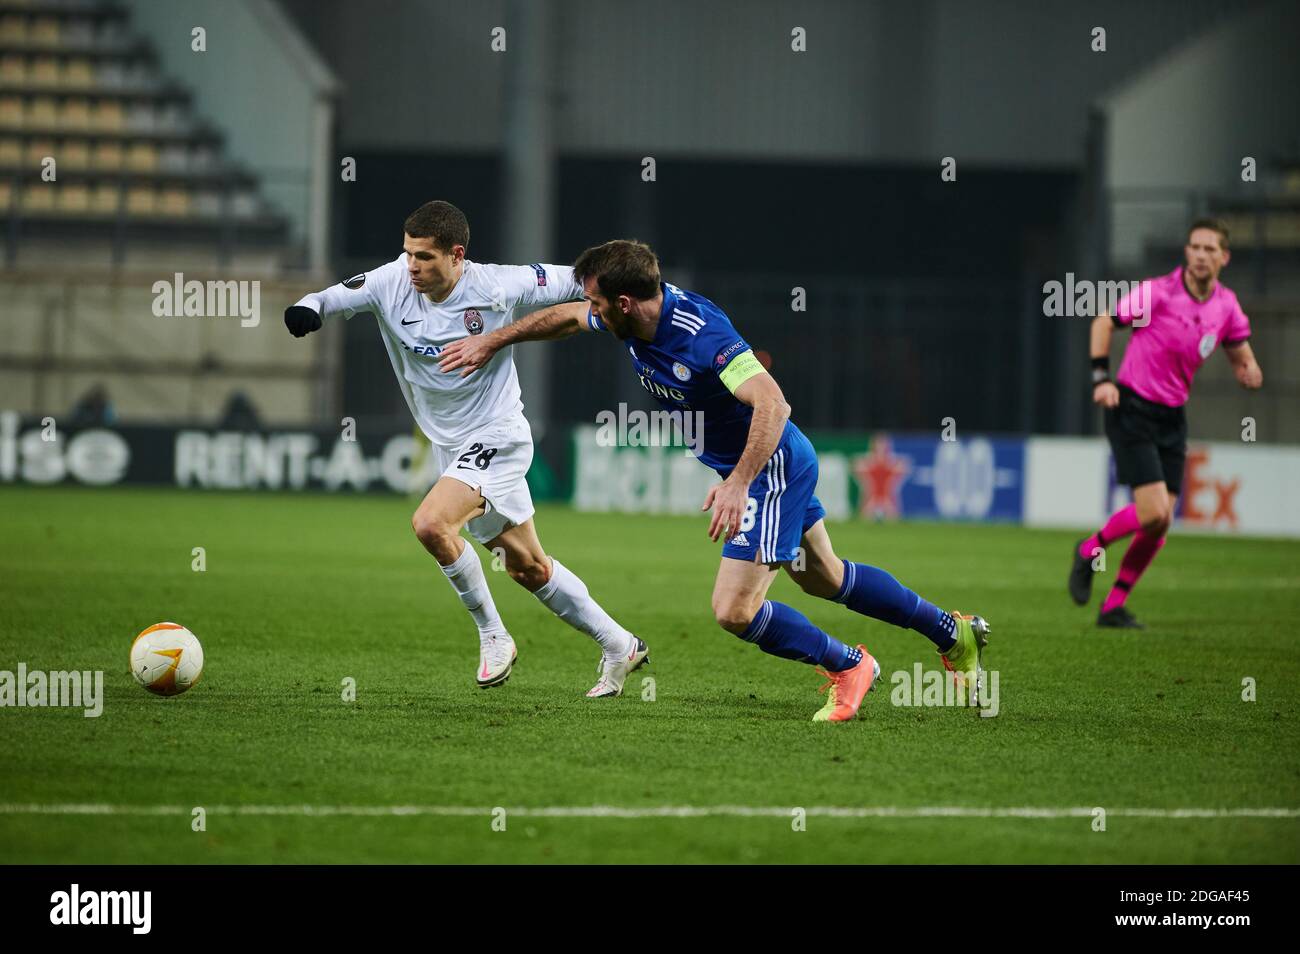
[439,240,990,722]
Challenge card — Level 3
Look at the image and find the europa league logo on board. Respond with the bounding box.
[464,309,484,335]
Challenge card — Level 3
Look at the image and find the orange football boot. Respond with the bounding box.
[812,646,880,722]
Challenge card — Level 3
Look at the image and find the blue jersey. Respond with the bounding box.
[588,281,801,476]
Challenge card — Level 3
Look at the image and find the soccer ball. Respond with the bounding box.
[130,622,204,696]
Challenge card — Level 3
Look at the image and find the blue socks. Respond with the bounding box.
[731,561,956,667]
[833,559,956,652]
[739,601,862,672]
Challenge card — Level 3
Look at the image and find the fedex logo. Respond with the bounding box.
[1106,444,1244,531]
[1179,447,1239,529]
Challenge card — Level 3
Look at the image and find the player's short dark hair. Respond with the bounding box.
[574,240,661,300]
[404,200,470,253]
[1188,217,1229,250]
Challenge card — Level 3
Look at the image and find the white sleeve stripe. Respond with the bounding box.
[672,309,704,329]
[670,319,700,335]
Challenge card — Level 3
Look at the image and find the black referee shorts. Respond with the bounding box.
[1104,384,1188,495]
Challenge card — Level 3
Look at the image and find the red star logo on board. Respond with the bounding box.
[853,434,912,519]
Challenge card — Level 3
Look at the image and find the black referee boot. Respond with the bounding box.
[1069,538,1098,605]
[1097,606,1145,629]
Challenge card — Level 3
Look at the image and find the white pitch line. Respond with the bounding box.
[1,804,1298,820]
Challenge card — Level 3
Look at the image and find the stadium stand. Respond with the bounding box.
[0,0,289,267]
[0,1,334,426]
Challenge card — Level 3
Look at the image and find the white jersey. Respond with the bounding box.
[294,256,583,447]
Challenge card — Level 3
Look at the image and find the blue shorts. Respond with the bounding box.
[720,430,825,564]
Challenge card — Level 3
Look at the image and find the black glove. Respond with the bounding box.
[284,305,322,338]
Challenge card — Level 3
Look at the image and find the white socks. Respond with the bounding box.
[440,545,632,656]
[439,541,508,639]
[534,557,635,656]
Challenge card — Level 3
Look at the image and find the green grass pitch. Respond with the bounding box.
[1,485,1297,864]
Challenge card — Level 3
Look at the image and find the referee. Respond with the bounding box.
[1069,219,1264,627]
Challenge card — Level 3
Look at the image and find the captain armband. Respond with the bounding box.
[718,349,765,394]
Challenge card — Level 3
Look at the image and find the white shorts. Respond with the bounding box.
[431,415,535,544]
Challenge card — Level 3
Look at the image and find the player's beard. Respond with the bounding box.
[603,312,630,340]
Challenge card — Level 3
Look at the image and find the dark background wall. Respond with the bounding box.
[269,0,1283,470]
[329,152,1079,440]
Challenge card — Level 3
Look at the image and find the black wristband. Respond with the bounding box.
[1090,356,1110,386]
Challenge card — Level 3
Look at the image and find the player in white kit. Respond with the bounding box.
[283,201,648,696]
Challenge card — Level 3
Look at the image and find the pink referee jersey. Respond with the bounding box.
[1112,266,1251,407]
